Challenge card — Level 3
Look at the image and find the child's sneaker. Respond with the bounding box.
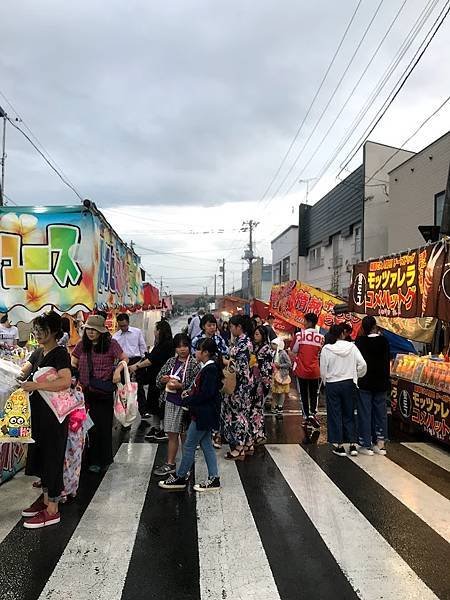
[194,477,221,492]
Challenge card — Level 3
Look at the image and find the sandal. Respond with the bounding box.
[32,480,42,489]
[243,444,255,455]
[224,448,245,461]
[254,436,267,447]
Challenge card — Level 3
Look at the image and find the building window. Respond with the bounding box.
[435,191,445,226]
[273,262,281,285]
[309,246,322,270]
[281,256,290,282]
[354,224,362,254]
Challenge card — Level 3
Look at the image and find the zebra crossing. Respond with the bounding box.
[0,440,449,600]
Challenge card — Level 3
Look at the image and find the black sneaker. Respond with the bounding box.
[276,406,283,418]
[349,444,358,456]
[144,427,158,441]
[141,412,152,420]
[308,415,321,429]
[158,474,187,490]
[332,446,346,457]
[153,463,176,476]
[194,477,221,492]
[155,430,169,442]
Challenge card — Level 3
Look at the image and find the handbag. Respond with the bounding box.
[34,367,85,423]
[114,361,138,427]
[274,370,291,386]
[87,351,115,394]
[221,360,237,395]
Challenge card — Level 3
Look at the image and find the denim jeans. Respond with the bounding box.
[357,390,388,448]
[177,421,219,479]
[325,380,357,444]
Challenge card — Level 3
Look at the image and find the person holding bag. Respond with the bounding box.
[19,311,72,529]
[153,333,201,476]
[270,338,292,416]
[71,315,127,473]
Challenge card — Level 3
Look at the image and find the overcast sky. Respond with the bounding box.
[1,0,449,294]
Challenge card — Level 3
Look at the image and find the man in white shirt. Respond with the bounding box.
[113,313,147,415]
[188,308,205,340]
[0,314,19,347]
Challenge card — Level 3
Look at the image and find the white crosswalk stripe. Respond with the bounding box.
[349,452,450,541]
[267,444,439,600]
[402,442,450,472]
[0,441,449,599]
[196,453,281,600]
[38,443,157,600]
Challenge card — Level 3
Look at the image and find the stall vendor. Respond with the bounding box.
[0,314,19,348]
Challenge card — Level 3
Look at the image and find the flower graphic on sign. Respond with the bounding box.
[25,275,60,311]
[0,213,44,244]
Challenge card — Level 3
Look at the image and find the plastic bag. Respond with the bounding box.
[114,361,138,427]
[34,367,84,423]
[0,388,34,443]
[0,358,22,412]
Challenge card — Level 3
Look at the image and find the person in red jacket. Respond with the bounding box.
[290,313,324,429]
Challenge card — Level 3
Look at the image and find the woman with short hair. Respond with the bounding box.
[71,314,127,473]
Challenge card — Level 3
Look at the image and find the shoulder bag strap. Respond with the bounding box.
[87,350,94,379]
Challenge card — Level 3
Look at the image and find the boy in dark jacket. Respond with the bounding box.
[159,338,222,492]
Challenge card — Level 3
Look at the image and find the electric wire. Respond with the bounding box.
[337,0,450,176]
[255,0,364,206]
[260,0,386,212]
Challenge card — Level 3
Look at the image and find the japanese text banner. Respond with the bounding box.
[349,240,450,321]
[0,206,143,320]
[269,280,360,332]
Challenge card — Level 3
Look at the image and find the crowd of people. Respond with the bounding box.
[13,307,390,527]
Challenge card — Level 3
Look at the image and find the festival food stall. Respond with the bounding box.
[269,280,361,338]
[0,202,145,483]
[348,239,450,446]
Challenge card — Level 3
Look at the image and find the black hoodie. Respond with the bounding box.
[355,334,390,392]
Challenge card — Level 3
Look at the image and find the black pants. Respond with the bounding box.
[297,378,319,417]
[127,357,147,415]
[26,393,68,501]
[86,390,114,468]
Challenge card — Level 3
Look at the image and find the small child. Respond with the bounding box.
[159,337,223,492]
[271,338,292,416]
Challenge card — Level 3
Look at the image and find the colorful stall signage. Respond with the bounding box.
[0,206,144,320]
[391,377,450,445]
[349,240,450,321]
[269,280,361,332]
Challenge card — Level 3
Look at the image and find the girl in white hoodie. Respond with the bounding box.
[320,324,367,457]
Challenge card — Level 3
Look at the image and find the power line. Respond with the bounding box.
[0,89,84,200]
[6,116,84,202]
[365,94,450,183]
[288,0,410,187]
[305,0,444,198]
[338,0,450,176]
[255,0,364,206]
[261,0,386,212]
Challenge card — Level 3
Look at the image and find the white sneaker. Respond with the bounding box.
[358,446,374,456]
[373,445,387,455]
[349,445,358,457]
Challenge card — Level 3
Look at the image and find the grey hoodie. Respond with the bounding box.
[320,340,367,384]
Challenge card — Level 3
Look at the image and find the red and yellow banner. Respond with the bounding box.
[269,281,360,332]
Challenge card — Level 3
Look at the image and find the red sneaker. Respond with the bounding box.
[23,510,60,529]
[22,499,48,518]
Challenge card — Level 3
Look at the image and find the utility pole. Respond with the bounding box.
[219,258,226,296]
[0,106,7,207]
[214,274,217,300]
[241,220,259,300]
